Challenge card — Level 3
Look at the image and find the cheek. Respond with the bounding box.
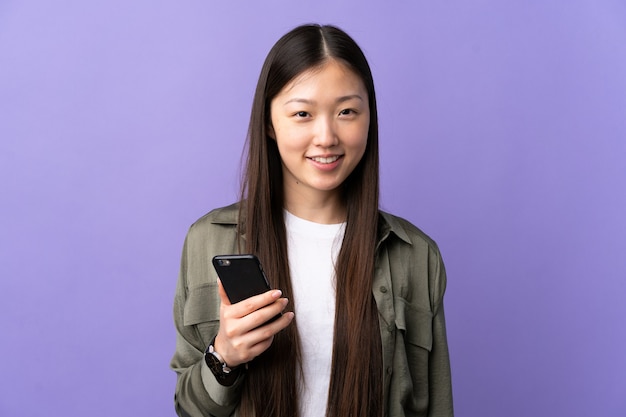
[275,125,310,150]
[274,131,303,161]
[350,128,369,166]
[347,123,369,154]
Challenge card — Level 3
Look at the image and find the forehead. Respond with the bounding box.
[277,59,366,97]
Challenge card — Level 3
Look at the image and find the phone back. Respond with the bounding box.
[212,254,271,303]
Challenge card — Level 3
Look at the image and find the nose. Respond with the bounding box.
[313,116,338,148]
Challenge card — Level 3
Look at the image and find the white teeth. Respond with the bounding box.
[311,156,339,164]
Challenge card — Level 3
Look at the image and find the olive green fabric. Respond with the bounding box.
[171,203,453,417]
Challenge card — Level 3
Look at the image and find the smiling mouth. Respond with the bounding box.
[310,155,341,164]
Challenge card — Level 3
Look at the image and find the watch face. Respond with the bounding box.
[204,342,242,386]
[205,350,226,376]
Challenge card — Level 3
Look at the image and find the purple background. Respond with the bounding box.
[1,1,625,416]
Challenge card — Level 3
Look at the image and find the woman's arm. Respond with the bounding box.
[428,250,454,417]
[170,236,244,417]
[170,224,294,417]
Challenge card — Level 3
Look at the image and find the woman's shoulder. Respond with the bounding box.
[379,210,441,253]
[183,202,241,247]
[189,202,241,230]
[379,211,448,306]
[182,202,243,259]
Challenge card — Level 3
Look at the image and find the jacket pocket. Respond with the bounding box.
[183,283,220,346]
[394,298,433,352]
[391,298,433,413]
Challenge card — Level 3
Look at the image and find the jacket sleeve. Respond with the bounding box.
[428,249,454,417]
[170,233,244,417]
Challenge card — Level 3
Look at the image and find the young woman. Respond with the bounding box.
[171,24,453,417]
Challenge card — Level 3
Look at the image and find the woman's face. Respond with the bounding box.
[269,59,370,205]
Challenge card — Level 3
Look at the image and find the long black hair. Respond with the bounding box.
[239,24,382,417]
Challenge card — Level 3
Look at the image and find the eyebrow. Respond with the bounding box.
[283,94,364,106]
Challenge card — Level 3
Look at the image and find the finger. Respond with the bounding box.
[235,312,295,363]
[217,309,294,366]
[230,289,283,318]
[217,278,232,306]
[236,296,290,331]
[223,297,291,347]
[248,311,295,347]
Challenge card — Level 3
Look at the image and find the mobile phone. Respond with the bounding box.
[212,254,273,304]
[212,254,281,325]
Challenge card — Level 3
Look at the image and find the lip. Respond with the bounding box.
[307,154,344,171]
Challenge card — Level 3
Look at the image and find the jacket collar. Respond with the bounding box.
[379,211,412,246]
[209,202,412,246]
[209,202,240,225]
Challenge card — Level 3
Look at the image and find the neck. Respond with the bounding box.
[283,189,346,224]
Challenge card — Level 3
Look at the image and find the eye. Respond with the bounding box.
[339,109,357,116]
[294,111,310,118]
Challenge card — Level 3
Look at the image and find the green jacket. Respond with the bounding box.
[171,203,454,417]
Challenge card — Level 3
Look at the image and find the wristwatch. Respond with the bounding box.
[204,337,242,386]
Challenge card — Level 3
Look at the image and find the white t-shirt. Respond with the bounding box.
[284,210,345,417]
